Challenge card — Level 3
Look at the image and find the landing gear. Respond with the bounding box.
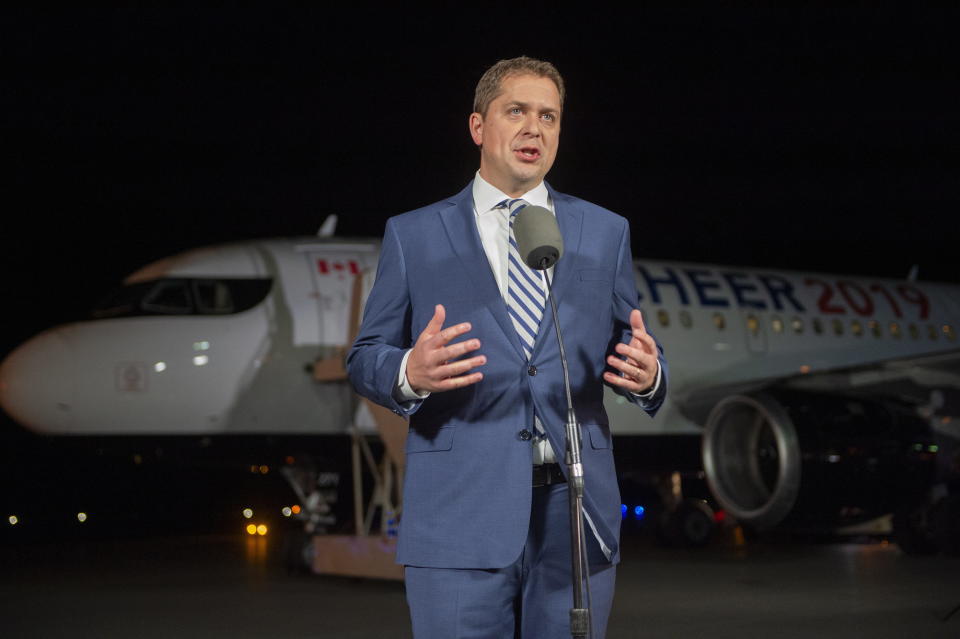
[931,494,960,556]
[893,491,960,556]
[893,503,939,555]
[656,498,716,547]
[282,527,315,574]
[278,459,340,572]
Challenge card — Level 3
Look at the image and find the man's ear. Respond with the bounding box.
[469,112,483,147]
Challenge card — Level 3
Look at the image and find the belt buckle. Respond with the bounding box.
[532,464,546,488]
[533,463,565,488]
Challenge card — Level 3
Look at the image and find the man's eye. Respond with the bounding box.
[510,107,522,115]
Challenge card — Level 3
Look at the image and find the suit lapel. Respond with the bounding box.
[531,187,582,358]
[439,184,527,360]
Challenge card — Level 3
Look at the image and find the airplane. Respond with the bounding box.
[2,222,958,555]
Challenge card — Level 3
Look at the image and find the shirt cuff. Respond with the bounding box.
[395,349,431,403]
[631,360,662,399]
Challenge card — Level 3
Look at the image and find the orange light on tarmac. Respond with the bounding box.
[246,524,257,535]
[291,504,301,515]
[256,524,268,536]
[259,465,269,474]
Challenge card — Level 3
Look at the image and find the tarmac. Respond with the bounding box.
[1,531,958,638]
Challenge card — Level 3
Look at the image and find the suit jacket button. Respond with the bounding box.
[527,365,537,376]
[519,429,533,441]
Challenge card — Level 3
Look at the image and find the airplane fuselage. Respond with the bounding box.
[1,237,957,438]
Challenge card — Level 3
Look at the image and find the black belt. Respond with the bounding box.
[532,463,566,488]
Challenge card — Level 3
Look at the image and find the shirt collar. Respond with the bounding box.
[472,171,552,216]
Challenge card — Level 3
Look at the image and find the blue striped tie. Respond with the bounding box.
[500,198,546,360]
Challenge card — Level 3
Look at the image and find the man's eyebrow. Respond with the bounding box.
[506,100,560,113]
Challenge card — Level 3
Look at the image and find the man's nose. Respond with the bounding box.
[520,112,541,135]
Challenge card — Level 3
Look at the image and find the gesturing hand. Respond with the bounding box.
[406,304,486,394]
[603,309,659,394]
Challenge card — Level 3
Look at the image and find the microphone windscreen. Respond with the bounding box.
[513,205,564,270]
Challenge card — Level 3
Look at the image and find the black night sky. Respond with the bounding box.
[4,7,959,357]
[4,12,960,631]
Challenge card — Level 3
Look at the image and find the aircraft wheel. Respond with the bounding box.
[657,499,716,547]
[282,528,314,574]
[931,495,960,556]
[892,504,938,555]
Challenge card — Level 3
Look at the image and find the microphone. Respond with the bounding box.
[513,205,564,270]
[514,204,589,633]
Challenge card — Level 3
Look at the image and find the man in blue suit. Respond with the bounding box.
[347,56,667,638]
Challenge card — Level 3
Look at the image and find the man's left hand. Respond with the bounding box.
[604,309,658,394]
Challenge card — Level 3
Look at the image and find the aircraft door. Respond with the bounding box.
[306,252,356,347]
[304,246,379,347]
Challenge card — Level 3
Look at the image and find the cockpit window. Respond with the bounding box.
[142,280,191,314]
[193,280,234,314]
[91,278,272,319]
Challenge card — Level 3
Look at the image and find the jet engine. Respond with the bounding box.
[701,390,937,532]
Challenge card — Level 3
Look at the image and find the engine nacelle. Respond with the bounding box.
[702,391,936,531]
[702,393,801,529]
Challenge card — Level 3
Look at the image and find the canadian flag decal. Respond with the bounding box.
[317,259,360,275]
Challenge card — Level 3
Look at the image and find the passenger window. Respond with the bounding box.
[812,318,823,335]
[771,316,784,333]
[679,310,693,329]
[851,320,863,337]
[889,322,901,339]
[928,325,939,340]
[832,319,843,336]
[791,317,803,334]
[712,312,725,330]
[869,320,881,338]
[908,324,919,340]
[657,309,670,328]
[945,325,956,341]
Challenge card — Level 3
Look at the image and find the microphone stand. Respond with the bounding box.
[542,263,592,639]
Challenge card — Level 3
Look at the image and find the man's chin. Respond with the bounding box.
[509,165,547,186]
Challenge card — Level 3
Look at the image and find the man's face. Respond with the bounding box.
[469,74,561,197]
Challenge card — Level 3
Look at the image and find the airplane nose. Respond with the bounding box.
[0,329,76,433]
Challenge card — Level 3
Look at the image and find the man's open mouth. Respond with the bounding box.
[515,147,541,161]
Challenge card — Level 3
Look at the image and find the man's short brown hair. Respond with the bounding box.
[473,56,565,117]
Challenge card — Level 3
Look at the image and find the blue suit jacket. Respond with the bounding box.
[347,181,667,569]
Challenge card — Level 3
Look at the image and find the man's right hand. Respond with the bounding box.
[406,304,486,394]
